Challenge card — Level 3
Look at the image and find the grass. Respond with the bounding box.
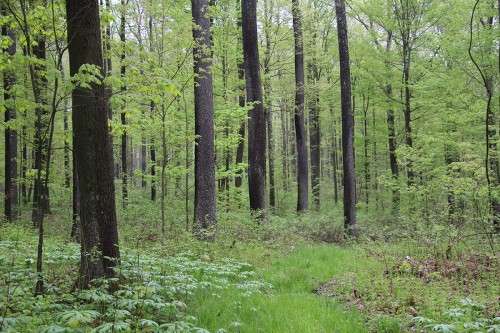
[190,244,369,333]
[1,204,498,332]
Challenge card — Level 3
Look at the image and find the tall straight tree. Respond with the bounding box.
[66,0,120,287]
[307,26,321,209]
[192,0,217,237]
[292,0,308,212]
[242,0,267,217]
[119,0,128,208]
[234,0,246,189]
[2,5,18,221]
[335,0,356,234]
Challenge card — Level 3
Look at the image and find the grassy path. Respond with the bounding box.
[191,245,370,332]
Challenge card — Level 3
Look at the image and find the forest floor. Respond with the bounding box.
[0,206,498,332]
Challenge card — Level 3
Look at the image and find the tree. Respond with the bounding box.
[335,0,356,234]
[292,0,308,212]
[119,0,128,208]
[66,0,120,287]
[192,0,217,237]
[2,4,18,222]
[242,0,267,217]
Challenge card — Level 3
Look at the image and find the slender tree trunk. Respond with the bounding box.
[280,98,289,191]
[66,0,120,288]
[335,0,356,234]
[2,7,18,221]
[119,0,128,208]
[184,93,190,231]
[362,94,369,206]
[29,16,49,227]
[242,0,267,217]
[292,0,308,212]
[266,106,276,209]
[384,31,399,215]
[63,96,71,188]
[402,42,414,185]
[104,0,113,120]
[308,61,321,209]
[235,14,246,189]
[21,115,28,203]
[372,105,379,210]
[192,0,217,237]
[263,1,275,209]
[332,118,339,204]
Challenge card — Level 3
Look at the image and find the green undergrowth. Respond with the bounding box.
[0,211,498,333]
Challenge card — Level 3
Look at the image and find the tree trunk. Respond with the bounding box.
[192,0,217,237]
[263,1,276,209]
[362,94,369,206]
[30,18,49,227]
[234,13,246,189]
[280,98,289,191]
[242,0,267,217]
[119,0,128,208]
[104,0,113,120]
[2,6,18,221]
[66,0,120,288]
[308,61,321,210]
[335,0,356,234]
[402,42,414,185]
[292,0,308,212]
[385,32,399,215]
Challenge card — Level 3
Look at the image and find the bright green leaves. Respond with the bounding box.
[57,309,100,328]
[70,64,104,90]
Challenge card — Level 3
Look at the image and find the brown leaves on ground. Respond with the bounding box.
[393,253,497,283]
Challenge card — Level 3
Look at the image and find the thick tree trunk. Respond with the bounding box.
[402,43,414,185]
[292,0,308,212]
[2,7,18,221]
[335,0,356,234]
[192,0,217,237]
[66,0,120,287]
[242,0,267,217]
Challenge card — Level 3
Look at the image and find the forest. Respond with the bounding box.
[0,0,498,331]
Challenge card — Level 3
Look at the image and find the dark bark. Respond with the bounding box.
[21,117,28,203]
[292,0,308,212]
[332,118,339,204]
[104,0,113,120]
[150,137,157,201]
[242,0,267,217]
[385,32,400,215]
[468,1,499,229]
[63,96,71,188]
[119,0,128,208]
[66,0,120,287]
[362,94,369,206]
[192,0,217,237]
[235,5,246,189]
[280,98,289,191]
[2,6,18,221]
[29,13,49,227]
[335,0,356,234]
